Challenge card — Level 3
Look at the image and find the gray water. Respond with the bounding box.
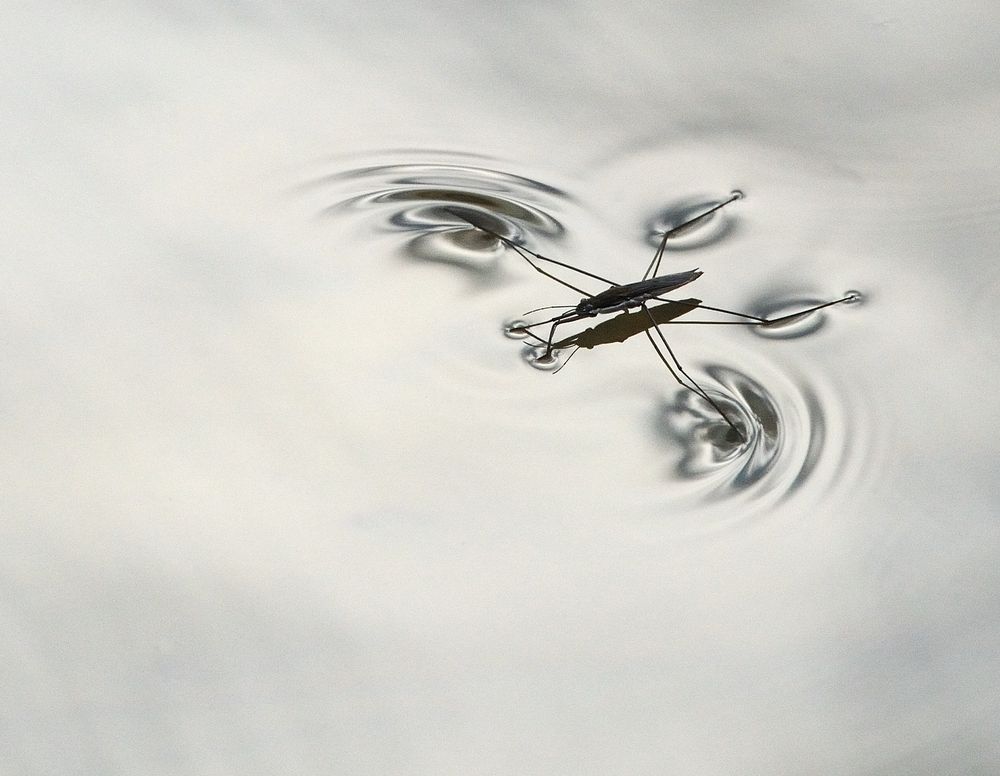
[4,2,1000,774]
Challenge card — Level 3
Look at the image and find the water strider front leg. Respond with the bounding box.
[543,311,586,359]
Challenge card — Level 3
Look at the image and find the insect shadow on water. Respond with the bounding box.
[446,193,855,444]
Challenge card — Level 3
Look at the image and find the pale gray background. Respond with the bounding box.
[4,2,1000,774]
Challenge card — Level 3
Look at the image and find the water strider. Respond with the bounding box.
[447,193,854,443]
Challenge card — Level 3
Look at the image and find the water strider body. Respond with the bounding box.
[549,298,702,351]
[536,270,706,359]
[574,270,703,316]
[447,193,853,443]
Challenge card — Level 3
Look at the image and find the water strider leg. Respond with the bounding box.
[641,304,746,442]
[515,309,589,359]
[644,191,743,280]
[551,347,581,374]
[514,324,580,372]
[648,295,856,325]
[759,295,857,326]
[446,208,618,294]
[505,242,595,297]
[543,311,587,359]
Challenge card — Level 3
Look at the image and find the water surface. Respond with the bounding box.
[3,2,1000,774]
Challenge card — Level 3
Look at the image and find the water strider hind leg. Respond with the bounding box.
[641,305,746,442]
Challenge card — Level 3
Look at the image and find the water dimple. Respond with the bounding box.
[654,364,829,507]
[522,343,572,371]
[754,298,829,339]
[645,192,743,252]
[751,291,860,340]
[503,319,533,340]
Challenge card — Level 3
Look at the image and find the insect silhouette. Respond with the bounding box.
[447,193,854,443]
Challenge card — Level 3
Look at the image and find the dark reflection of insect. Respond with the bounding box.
[447,194,854,443]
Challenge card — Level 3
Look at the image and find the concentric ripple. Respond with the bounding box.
[310,156,570,279]
[653,362,843,511]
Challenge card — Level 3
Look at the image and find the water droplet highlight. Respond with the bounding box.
[503,319,532,340]
[522,344,570,371]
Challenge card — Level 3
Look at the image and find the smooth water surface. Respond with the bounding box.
[4,2,1000,773]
